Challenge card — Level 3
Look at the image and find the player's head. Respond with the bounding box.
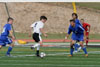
[80,19,84,24]
[70,19,75,27]
[72,13,78,19]
[40,16,47,23]
[8,17,14,24]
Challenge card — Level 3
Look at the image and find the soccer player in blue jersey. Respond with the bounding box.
[0,17,15,56]
[72,13,82,26]
[65,19,88,57]
[72,13,82,52]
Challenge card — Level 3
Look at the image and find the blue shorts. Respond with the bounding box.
[71,33,84,41]
[0,36,12,46]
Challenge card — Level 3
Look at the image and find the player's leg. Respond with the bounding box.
[0,36,7,49]
[0,45,2,49]
[74,43,81,52]
[79,41,88,56]
[86,33,89,46]
[6,38,14,56]
[31,33,42,57]
[31,33,40,49]
[77,45,82,52]
[79,34,88,56]
[0,41,3,49]
[69,40,76,56]
[36,36,43,57]
[74,43,79,53]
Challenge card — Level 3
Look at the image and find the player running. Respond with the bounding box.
[30,16,48,57]
[65,19,88,57]
[0,17,15,56]
[81,19,90,46]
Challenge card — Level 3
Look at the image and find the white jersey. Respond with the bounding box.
[30,21,44,35]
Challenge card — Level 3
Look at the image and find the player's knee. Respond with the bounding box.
[80,44,84,48]
[87,37,89,39]
[11,44,14,47]
[71,45,74,49]
[0,45,2,49]
[39,41,43,45]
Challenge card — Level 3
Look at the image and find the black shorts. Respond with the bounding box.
[32,33,40,42]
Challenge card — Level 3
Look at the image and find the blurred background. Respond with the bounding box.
[0,2,100,39]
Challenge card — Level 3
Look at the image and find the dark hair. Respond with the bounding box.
[40,16,47,20]
[70,19,75,23]
[81,19,84,21]
[8,17,14,22]
[72,13,78,19]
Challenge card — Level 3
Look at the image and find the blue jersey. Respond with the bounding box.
[1,23,12,36]
[68,24,84,35]
[75,19,82,26]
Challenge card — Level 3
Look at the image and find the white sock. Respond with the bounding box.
[32,43,39,48]
[37,43,40,50]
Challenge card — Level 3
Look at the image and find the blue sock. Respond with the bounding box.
[70,46,74,55]
[82,47,88,54]
[74,44,79,51]
[77,45,80,48]
[6,46,13,55]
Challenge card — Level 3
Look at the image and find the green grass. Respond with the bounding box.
[15,32,100,40]
[45,2,100,10]
[0,46,100,67]
[76,3,100,10]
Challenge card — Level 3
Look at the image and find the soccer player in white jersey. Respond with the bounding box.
[30,16,48,57]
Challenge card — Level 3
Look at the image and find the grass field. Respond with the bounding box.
[15,32,100,40]
[76,3,100,10]
[0,46,100,67]
[45,2,100,10]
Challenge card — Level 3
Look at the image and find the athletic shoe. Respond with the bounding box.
[85,54,88,57]
[5,54,12,57]
[68,55,73,57]
[73,51,78,53]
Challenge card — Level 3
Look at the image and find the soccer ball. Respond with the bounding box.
[40,52,46,58]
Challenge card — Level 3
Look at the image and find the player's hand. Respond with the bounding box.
[63,37,67,42]
[28,34,31,37]
[44,34,48,38]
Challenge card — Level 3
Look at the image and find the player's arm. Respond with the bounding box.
[84,30,86,40]
[65,27,72,40]
[8,25,15,40]
[29,23,34,37]
[65,33,70,39]
[79,25,86,40]
[87,24,91,33]
[40,28,47,37]
[9,30,15,40]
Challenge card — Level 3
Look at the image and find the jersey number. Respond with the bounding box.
[2,27,6,33]
[34,23,37,27]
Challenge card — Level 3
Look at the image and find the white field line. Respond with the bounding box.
[0,51,100,58]
[13,43,100,47]
[0,64,100,66]
[0,60,100,63]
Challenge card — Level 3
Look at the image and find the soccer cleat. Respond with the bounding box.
[68,55,73,57]
[85,54,88,57]
[36,54,40,57]
[5,54,12,57]
[73,51,78,53]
